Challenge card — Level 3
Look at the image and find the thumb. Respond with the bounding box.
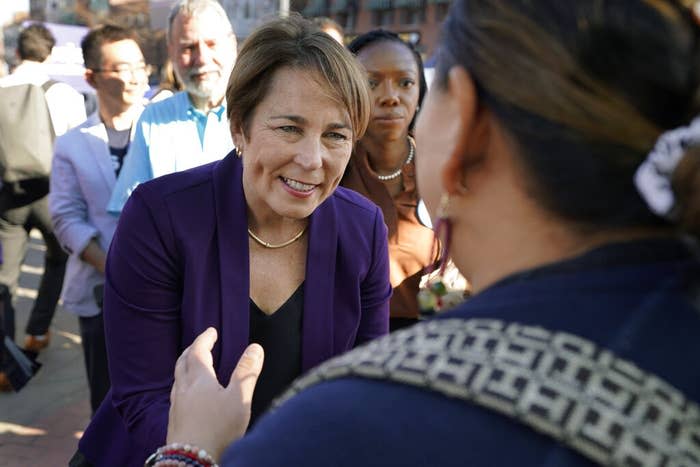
[192,327,218,354]
[174,327,218,382]
[228,343,264,403]
[190,327,218,370]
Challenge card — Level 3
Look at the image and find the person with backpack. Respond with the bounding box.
[0,23,86,390]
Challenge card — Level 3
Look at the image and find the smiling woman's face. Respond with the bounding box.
[234,67,354,222]
[356,40,420,143]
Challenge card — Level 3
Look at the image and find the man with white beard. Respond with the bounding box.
[107,0,237,213]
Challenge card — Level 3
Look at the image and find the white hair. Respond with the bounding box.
[166,0,234,42]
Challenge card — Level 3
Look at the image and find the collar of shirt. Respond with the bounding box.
[0,60,50,87]
[186,99,227,147]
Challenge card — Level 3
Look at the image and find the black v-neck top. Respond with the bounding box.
[248,282,304,424]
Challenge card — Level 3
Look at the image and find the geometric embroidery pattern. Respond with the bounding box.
[275,319,700,466]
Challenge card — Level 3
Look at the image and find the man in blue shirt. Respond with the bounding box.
[108,0,236,214]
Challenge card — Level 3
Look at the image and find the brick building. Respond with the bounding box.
[300,0,451,58]
[18,0,452,78]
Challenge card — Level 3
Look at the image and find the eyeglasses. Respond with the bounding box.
[92,64,152,78]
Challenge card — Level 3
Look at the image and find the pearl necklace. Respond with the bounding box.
[248,226,307,249]
[375,137,415,181]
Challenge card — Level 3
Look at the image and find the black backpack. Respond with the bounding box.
[0,80,57,211]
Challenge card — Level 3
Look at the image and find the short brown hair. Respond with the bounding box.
[226,14,370,141]
[18,23,55,62]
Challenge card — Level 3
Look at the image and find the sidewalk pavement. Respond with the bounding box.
[0,231,91,467]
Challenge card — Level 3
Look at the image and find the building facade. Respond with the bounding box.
[300,0,451,58]
[17,0,451,80]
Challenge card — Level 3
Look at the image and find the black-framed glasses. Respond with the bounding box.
[92,63,152,78]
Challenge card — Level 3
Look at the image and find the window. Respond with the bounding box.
[400,7,425,24]
[335,11,357,31]
[372,9,394,26]
[435,3,449,22]
[367,0,394,27]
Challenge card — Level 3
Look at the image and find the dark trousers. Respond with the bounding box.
[2,284,13,341]
[78,312,110,414]
[0,285,7,372]
[0,196,67,337]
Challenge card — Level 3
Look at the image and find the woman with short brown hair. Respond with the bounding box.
[77,15,389,467]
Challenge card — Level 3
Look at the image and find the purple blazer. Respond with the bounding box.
[79,152,391,466]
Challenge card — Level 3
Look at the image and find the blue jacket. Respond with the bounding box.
[49,109,142,317]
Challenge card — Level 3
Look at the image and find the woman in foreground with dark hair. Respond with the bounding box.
[152,1,700,466]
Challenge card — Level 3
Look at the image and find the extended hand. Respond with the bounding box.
[167,327,265,461]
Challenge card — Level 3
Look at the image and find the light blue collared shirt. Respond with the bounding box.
[107,91,234,214]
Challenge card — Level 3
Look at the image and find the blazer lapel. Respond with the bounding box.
[83,115,116,189]
[212,152,251,381]
[212,153,338,375]
[84,105,144,191]
[302,195,338,371]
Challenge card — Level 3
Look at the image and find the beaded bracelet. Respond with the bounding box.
[144,442,219,467]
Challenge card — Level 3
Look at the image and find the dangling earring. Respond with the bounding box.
[417,194,453,317]
[433,193,452,273]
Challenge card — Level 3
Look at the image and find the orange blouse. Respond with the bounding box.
[341,141,436,319]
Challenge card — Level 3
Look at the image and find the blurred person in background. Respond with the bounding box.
[49,24,148,415]
[149,59,184,103]
[107,0,237,214]
[0,23,85,366]
[311,16,344,44]
[156,1,700,466]
[0,23,86,135]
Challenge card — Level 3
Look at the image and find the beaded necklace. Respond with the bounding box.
[374,137,415,181]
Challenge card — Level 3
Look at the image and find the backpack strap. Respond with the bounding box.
[39,79,59,139]
[41,78,59,93]
[275,318,700,466]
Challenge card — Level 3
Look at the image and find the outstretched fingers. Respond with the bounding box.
[167,330,265,458]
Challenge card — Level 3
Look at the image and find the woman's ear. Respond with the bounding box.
[441,66,490,195]
[230,121,245,153]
